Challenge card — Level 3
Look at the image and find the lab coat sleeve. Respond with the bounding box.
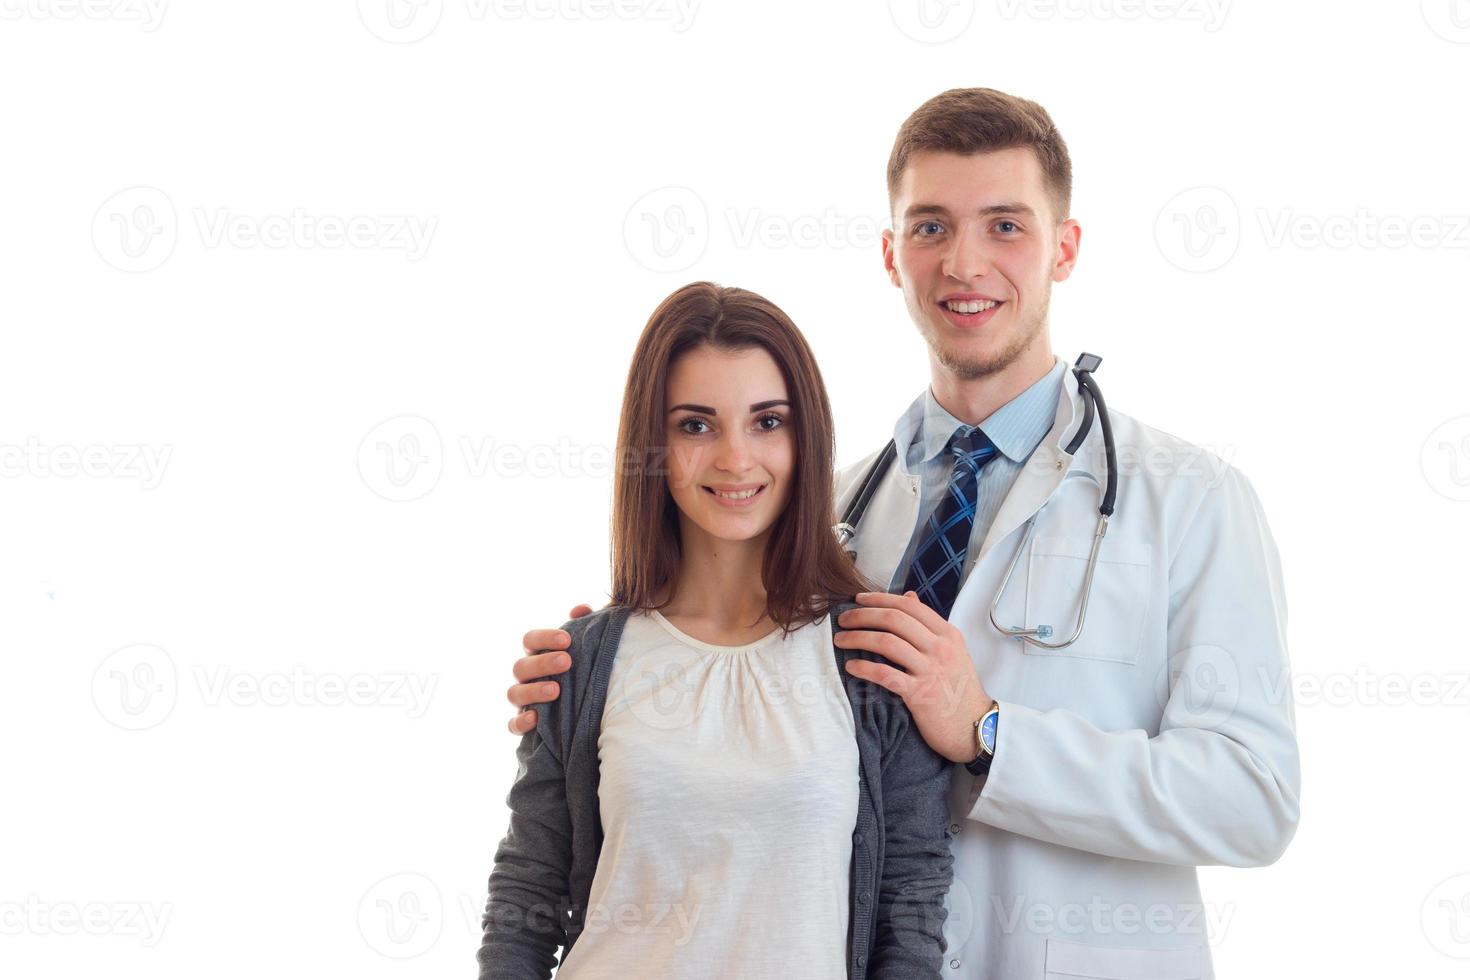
[968,465,1302,868]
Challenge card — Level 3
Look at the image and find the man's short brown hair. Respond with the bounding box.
[887,87,1073,225]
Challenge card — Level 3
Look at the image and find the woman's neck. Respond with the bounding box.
[657,518,774,641]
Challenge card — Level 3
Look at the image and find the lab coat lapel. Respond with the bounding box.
[975,359,1097,565]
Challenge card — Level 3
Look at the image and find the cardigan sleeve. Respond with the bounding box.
[868,692,956,978]
[476,626,582,980]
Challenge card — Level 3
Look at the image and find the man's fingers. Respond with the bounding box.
[506,679,561,709]
[845,658,913,699]
[507,709,538,735]
[513,651,570,684]
[836,606,935,653]
[834,627,923,672]
[523,627,572,655]
[855,590,951,635]
[568,604,593,620]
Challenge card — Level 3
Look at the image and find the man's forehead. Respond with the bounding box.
[895,147,1046,207]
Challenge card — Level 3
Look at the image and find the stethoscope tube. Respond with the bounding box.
[833,353,1119,650]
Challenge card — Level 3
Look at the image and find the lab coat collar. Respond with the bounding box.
[887,354,1099,480]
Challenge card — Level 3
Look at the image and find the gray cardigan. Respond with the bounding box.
[477,599,955,980]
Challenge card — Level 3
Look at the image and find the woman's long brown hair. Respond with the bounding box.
[609,282,879,635]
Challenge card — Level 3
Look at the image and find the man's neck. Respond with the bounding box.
[929,349,1059,426]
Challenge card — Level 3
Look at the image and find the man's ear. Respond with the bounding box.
[881,227,902,289]
[1051,218,1081,283]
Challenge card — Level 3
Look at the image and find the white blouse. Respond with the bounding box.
[555,608,859,980]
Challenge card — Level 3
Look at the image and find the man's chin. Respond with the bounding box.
[930,337,1018,381]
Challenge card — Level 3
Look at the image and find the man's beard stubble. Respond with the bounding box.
[924,287,1050,381]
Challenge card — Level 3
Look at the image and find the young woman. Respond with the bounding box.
[477,282,954,980]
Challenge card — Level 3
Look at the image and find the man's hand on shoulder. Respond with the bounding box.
[507,604,592,734]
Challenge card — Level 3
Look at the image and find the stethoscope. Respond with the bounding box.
[833,353,1118,650]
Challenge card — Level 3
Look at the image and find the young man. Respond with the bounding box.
[503,88,1300,978]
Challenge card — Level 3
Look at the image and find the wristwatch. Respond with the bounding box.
[965,700,1000,776]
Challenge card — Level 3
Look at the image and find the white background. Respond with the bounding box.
[3,1,1469,977]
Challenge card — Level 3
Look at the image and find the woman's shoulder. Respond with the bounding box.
[560,603,634,664]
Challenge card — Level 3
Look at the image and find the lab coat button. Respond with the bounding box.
[950,958,961,969]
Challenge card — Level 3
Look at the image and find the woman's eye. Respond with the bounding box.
[755,414,785,432]
[678,418,710,435]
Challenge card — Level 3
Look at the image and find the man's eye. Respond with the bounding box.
[914,221,944,236]
[996,220,1019,234]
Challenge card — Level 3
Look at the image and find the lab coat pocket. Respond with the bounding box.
[1022,534,1151,665]
[1043,938,1205,979]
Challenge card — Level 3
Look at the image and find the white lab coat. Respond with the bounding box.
[834,358,1300,979]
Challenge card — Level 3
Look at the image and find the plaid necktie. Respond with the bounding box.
[901,425,1000,619]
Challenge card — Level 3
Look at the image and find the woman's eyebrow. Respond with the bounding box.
[667,399,791,415]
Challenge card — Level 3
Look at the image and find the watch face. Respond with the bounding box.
[980,710,998,754]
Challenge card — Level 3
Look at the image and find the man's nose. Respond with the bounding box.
[942,227,994,281]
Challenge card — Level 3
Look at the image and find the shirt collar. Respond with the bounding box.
[905,357,1067,468]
